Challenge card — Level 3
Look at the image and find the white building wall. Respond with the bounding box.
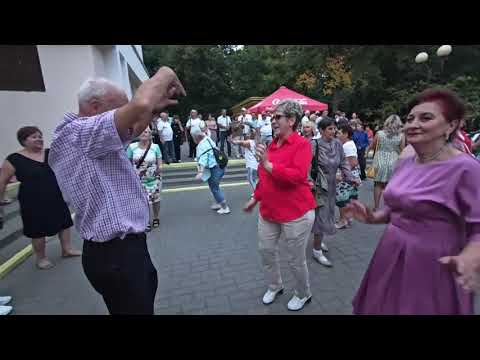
[0,45,95,160]
[117,45,149,82]
[0,45,149,161]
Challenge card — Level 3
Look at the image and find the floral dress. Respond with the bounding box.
[373,130,402,183]
[336,140,361,207]
[127,142,162,204]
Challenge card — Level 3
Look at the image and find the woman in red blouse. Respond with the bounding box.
[243,100,317,311]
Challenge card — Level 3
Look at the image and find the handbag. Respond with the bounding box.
[310,139,319,181]
[199,138,229,169]
[366,135,380,179]
[136,142,152,169]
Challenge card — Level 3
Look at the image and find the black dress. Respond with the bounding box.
[6,149,73,238]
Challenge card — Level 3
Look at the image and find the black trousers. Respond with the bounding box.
[357,148,367,180]
[173,137,182,162]
[82,233,158,315]
[188,136,197,158]
[219,131,231,156]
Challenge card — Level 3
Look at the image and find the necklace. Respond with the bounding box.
[416,144,448,163]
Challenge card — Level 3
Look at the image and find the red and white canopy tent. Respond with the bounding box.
[247,86,328,114]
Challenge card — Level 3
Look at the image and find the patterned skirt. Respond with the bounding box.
[373,151,399,183]
[141,176,162,204]
[335,167,361,208]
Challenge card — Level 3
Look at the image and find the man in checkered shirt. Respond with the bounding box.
[49,67,186,315]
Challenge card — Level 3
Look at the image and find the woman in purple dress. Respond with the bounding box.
[346,89,480,315]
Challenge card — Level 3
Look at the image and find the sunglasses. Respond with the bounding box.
[273,114,288,120]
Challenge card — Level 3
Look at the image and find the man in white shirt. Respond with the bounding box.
[217,109,232,156]
[157,112,175,163]
[186,109,206,158]
[240,108,253,138]
[257,112,273,146]
[236,108,251,157]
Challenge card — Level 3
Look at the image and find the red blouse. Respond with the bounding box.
[254,132,317,223]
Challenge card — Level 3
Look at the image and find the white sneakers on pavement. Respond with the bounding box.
[321,242,329,252]
[262,288,284,305]
[287,295,312,311]
[313,249,332,267]
[217,206,231,215]
[210,203,222,210]
[0,305,12,316]
[0,297,13,316]
[0,296,12,306]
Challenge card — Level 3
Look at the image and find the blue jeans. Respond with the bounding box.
[247,167,258,191]
[208,166,226,204]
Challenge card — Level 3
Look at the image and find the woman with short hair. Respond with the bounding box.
[192,126,230,215]
[311,118,360,267]
[348,88,480,314]
[0,126,79,270]
[127,127,162,231]
[335,123,361,229]
[243,99,316,311]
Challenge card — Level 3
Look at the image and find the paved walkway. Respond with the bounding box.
[1,179,477,314]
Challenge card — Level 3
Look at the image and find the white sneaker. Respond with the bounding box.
[321,242,329,252]
[210,203,222,210]
[0,305,12,316]
[262,288,284,305]
[217,206,231,215]
[287,295,312,311]
[313,249,332,267]
[0,296,12,306]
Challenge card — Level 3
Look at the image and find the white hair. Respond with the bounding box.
[77,77,124,105]
[190,125,205,141]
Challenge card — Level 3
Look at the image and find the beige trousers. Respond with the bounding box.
[258,209,315,299]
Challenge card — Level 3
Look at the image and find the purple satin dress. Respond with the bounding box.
[353,154,480,315]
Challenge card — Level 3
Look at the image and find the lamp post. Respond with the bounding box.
[415,45,452,83]
[437,45,452,74]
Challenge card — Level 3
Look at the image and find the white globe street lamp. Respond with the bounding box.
[415,52,429,64]
[437,45,452,57]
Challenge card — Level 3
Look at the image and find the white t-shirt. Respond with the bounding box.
[217,115,231,132]
[157,120,174,142]
[343,140,358,158]
[240,114,252,135]
[187,118,206,133]
[258,118,272,137]
[244,140,258,170]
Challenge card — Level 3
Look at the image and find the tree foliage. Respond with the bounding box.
[143,45,480,130]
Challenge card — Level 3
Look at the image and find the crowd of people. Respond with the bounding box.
[1,65,480,315]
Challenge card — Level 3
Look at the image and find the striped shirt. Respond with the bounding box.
[48,110,149,242]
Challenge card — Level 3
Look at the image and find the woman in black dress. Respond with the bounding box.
[0,126,80,269]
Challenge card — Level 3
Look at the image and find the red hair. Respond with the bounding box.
[409,88,466,123]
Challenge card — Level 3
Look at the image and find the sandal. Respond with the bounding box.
[62,249,82,258]
[36,258,55,270]
[152,219,160,228]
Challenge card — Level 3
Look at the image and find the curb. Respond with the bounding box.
[0,212,76,279]
[164,159,245,169]
[162,181,249,193]
[0,181,249,279]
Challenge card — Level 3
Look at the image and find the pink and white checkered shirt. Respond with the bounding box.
[49,110,149,242]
